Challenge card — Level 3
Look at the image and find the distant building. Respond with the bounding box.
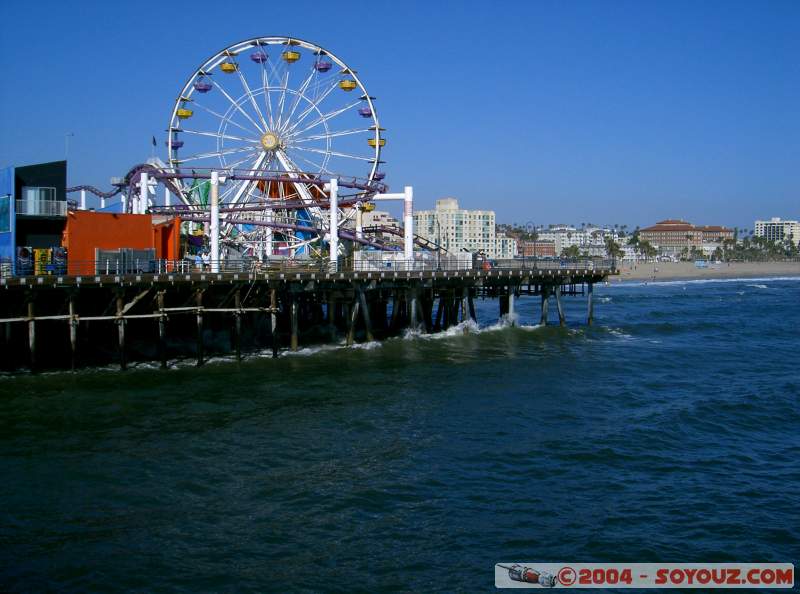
[534,224,617,257]
[413,198,516,258]
[360,209,400,242]
[639,219,733,256]
[519,240,556,257]
[754,218,800,246]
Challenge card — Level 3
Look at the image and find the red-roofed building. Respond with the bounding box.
[640,219,734,255]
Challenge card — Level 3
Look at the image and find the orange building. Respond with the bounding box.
[62,211,181,274]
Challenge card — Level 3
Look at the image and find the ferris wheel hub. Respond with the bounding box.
[260,131,281,151]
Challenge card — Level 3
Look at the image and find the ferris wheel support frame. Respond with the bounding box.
[372,186,415,262]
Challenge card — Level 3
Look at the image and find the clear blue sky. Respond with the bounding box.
[1,0,797,230]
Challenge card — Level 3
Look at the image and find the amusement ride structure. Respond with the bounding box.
[69,36,425,267]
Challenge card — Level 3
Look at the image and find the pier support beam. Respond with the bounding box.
[157,291,167,369]
[116,292,126,370]
[467,290,477,322]
[234,289,242,361]
[346,298,360,346]
[69,294,78,371]
[357,287,374,342]
[434,295,444,331]
[270,289,279,358]
[27,299,36,373]
[327,294,336,341]
[195,290,205,366]
[587,282,594,326]
[290,297,299,352]
[555,285,566,326]
[540,286,549,326]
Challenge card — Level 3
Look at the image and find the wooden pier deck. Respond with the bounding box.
[0,262,617,372]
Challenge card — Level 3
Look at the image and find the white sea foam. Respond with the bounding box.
[746,284,768,289]
[609,276,800,288]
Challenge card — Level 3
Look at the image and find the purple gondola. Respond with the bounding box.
[171,140,184,149]
[374,171,385,180]
[358,106,372,117]
[251,51,268,63]
[314,60,332,72]
[194,80,212,93]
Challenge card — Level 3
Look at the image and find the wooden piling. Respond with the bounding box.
[195,290,204,366]
[434,295,445,331]
[540,286,549,326]
[69,294,77,371]
[234,289,242,361]
[270,289,279,358]
[290,297,299,352]
[157,291,167,369]
[327,294,337,341]
[467,289,477,322]
[587,281,594,325]
[555,284,566,326]
[347,298,360,346]
[358,287,374,342]
[116,293,126,370]
[27,299,36,373]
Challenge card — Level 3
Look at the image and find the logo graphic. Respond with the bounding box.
[558,566,577,586]
[498,564,558,587]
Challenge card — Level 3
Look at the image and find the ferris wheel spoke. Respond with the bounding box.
[260,68,276,130]
[235,68,270,131]
[211,77,266,134]
[180,128,257,143]
[176,145,260,164]
[285,149,333,175]
[275,70,291,131]
[279,65,318,135]
[289,100,363,138]
[292,145,375,162]
[292,127,373,144]
[282,79,341,136]
[193,101,262,137]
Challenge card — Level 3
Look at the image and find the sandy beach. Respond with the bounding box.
[612,261,800,282]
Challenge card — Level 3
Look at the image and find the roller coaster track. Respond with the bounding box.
[362,225,448,253]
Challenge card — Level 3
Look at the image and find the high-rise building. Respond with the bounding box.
[754,218,800,246]
[413,198,516,258]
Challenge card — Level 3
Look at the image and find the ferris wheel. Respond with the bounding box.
[166,36,385,257]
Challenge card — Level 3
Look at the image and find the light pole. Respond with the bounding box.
[436,218,442,270]
[64,132,74,160]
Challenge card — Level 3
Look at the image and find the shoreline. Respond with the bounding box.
[610,261,800,283]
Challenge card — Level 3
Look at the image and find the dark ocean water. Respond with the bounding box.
[1,277,798,592]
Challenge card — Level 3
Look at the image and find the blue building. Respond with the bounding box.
[0,160,68,275]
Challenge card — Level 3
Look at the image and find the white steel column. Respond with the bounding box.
[164,186,171,207]
[329,178,339,271]
[100,196,106,209]
[403,185,414,265]
[139,172,149,215]
[210,171,220,273]
[80,190,86,210]
[355,203,363,241]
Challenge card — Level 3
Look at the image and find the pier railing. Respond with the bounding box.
[0,256,616,278]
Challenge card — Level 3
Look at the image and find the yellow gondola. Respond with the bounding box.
[339,79,357,91]
[176,108,193,119]
[220,61,238,73]
[368,138,386,147]
[362,202,376,212]
[282,50,301,63]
